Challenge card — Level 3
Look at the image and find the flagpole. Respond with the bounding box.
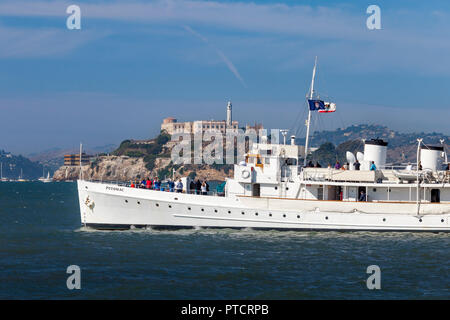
[304,56,317,166]
[79,142,83,181]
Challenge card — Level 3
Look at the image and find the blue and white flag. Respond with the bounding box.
[308,99,325,111]
[308,99,336,113]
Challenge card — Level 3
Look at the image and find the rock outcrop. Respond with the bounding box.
[53,155,232,182]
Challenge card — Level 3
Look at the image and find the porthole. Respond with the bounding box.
[283,214,286,218]
[255,213,258,216]
[274,187,278,190]
[441,219,445,223]
[156,203,159,207]
[269,213,272,217]
[419,219,422,222]
[228,210,231,214]
[325,216,328,220]
[201,208,204,212]
[168,205,172,208]
[383,218,386,222]
[286,187,289,190]
[137,201,141,205]
[297,215,300,219]
[214,209,218,213]
[125,200,128,203]
[373,188,377,192]
[188,207,191,210]
[241,212,245,215]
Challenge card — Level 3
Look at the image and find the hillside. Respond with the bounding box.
[304,124,449,164]
[53,132,233,182]
[28,144,116,173]
[307,124,448,149]
[0,150,43,179]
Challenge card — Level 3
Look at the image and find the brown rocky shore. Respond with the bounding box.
[53,155,232,182]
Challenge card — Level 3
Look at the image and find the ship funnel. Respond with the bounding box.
[420,145,444,171]
[290,135,296,146]
[363,139,388,170]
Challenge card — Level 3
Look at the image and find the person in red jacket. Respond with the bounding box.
[146,177,152,189]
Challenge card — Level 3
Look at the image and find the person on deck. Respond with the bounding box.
[195,179,202,195]
[334,161,341,169]
[369,161,377,171]
[359,190,367,202]
[130,181,135,188]
[154,179,161,190]
[201,181,207,195]
[175,179,183,193]
[146,178,152,189]
[354,160,361,171]
[168,179,175,192]
[189,180,195,194]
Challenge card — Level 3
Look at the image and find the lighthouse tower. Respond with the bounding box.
[226,101,232,127]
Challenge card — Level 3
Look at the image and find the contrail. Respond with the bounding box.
[183,25,247,88]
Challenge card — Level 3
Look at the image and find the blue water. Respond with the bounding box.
[0,182,448,299]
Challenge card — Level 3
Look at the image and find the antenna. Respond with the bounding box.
[416,138,423,215]
[280,129,289,145]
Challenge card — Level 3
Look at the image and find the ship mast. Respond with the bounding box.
[304,56,317,166]
[79,143,83,181]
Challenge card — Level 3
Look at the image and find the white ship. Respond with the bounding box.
[77,60,450,232]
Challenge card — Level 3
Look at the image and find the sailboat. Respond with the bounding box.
[38,170,52,183]
[17,168,27,182]
[0,163,8,182]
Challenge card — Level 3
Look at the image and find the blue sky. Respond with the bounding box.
[1,0,450,154]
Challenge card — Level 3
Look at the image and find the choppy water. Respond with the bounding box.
[0,182,448,299]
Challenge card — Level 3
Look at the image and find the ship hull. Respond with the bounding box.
[77,180,450,232]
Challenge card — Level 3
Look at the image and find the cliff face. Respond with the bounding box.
[53,155,232,182]
[53,131,235,182]
[53,156,152,181]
